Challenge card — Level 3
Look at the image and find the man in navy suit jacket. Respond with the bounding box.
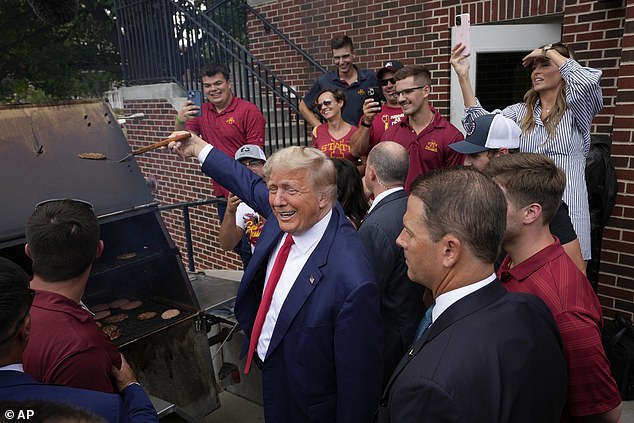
[376,167,567,423]
[0,257,157,423]
[171,132,383,423]
[359,141,425,387]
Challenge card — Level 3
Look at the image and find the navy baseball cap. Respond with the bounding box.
[377,60,404,79]
[450,113,520,154]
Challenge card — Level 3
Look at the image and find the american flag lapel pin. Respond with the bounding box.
[309,275,315,284]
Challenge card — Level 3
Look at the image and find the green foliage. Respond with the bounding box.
[0,0,121,103]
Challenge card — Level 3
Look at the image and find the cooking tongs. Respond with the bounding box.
[119,132,191,162]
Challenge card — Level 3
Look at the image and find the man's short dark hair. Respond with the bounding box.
[26,200,100,282]
[394,65,432,87]
[0,257,32,352]
[202,63,230,81]
[484,153,566,225]
[368,141,409,186]
[409,167,507,264]
[331,35,354,51]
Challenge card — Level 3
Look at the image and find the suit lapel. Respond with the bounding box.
[380,280,507,403]
[264,206,342,360]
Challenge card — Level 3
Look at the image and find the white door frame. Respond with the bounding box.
[450,23,562,133]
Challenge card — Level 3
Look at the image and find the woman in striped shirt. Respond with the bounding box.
[450,42,603,262]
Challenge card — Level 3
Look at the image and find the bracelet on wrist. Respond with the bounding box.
[361,120,372,128]
[175,115,186,125]
[541,44,553,58]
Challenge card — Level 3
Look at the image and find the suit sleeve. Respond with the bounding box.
[335,281,383,423]
[358,223,396,295]
[119,384,159,423]
[202,147,272,216]
[387,377,467,423]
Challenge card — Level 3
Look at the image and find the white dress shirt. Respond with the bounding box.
[0,364,24,372]
[431,273,496,327]
[366,187,403,215]
[257,210,332,359]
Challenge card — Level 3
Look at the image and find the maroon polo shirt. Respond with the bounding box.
[187,95,265,197]
[358,104,404,155]
[311,123,359,163]
[380,105,464,191]
[499,238,621,420]
[23,290,121,393]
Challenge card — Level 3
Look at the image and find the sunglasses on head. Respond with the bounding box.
[380,78,396,86]
[315,99,334,111]
[35,198,95,212]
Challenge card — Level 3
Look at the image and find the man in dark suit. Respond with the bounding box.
[359,141,425,387]
[376,167,567,423]
[0,257,158,423]
[170,133,383,423]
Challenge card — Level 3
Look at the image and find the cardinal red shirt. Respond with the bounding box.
[187,95,265,197]
[311,123,359,163]
[381,105,464,191]
[499,238,621,420]
[359,104,404,154]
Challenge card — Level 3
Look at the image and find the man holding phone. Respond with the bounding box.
[175,63,266,267]
[350,60,406,158]
[298,35,378,128]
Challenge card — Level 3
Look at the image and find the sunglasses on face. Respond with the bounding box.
[380,78,396,86]
[35,198,95,212]
[315,99,334,111]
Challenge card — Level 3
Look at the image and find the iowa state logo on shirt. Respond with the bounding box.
[225,116,236,125]
[321,140,350,158]
[424,140,439,153]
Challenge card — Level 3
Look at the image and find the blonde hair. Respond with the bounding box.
[264,146,337,201]
[520,43,572,140]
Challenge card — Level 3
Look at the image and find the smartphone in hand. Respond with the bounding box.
[455,13,471,56]
[187,90,203,117]
[366,86,384,104]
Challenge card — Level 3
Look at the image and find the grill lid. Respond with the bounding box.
[0,101,154,246]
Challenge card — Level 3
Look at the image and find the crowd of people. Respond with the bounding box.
[0,32,623,423]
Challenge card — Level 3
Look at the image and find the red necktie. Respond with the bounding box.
[244,233,294,374]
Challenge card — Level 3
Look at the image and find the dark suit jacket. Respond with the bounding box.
[358,189,425,387]
[0,370,158,423]
[202,148,383,423]
[376,281,567,423]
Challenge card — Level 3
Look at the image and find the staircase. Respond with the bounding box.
[112,0,324,153]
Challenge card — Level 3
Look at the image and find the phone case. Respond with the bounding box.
[187,90,203,117]
[455,13,471,56]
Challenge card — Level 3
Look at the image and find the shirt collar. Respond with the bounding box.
[209,95,237,114]
[33,290,93,323]
[0,364,24,372]
[399,105,443,129]
[499,237,563,282]
[367,187,403,214]
[433,273,497,323]
[289,208,332,255]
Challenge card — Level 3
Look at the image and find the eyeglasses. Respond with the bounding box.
[35,198,95,212]
[395,86,426,97]
[380,78,396,86]
[315,99,334,111]
[0,288,35,346]
[240,159,264,167]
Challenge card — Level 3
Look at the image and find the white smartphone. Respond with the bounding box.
[455,13,471,56]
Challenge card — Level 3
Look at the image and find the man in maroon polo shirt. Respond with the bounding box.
[23,199,122,394]
[486,153,622,423]
[175,63,266,207]
[350,60,406,158]
[380,65,464,191]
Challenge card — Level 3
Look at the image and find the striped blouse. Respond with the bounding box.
[463,59,603,260]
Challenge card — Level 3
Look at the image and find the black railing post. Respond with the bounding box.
[182,205,195,272]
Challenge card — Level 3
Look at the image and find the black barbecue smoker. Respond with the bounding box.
[0,101,221,419]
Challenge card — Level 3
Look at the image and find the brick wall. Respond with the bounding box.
[246,0,634,318]
[122,99,243,272]
[120,0,633,317]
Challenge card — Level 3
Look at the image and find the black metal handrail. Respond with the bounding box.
[159,197,226,272]
[242,2,327,74]
[112,0,312,152]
